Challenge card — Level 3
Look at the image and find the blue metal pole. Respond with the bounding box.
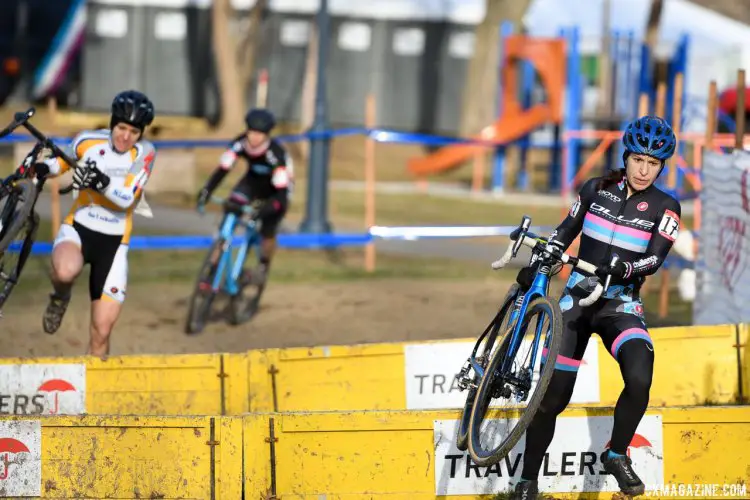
[518,57,534,191]
[611,29,621,117]
[548,26,567,192]
[492,21,515,193]
[563,26,581,194]
[624,30,635,117]
[639,43,653,113]
[299,0,333,233]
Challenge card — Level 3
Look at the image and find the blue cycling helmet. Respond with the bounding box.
[622,115,676,162]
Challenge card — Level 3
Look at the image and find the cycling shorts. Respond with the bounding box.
[53,222,128,303]
[228,180,285,238]
[542,286,653,372]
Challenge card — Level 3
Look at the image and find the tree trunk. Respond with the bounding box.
[239,0,269,94]
[459,0,532,137]
[212,0,248,132]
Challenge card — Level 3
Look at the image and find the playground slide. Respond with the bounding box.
[407,106,551,176]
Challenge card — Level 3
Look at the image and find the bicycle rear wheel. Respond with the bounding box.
[0,178,36,252]
[185,238,223,334]
[467,296,562,467]
[0,211,39,312]
[456,283,521,452]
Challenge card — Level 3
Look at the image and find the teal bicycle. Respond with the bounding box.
[454,215,617,467]
[184,195,268,334]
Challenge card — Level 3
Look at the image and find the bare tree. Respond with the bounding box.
[211,0,269,133]
[459,0,533,138]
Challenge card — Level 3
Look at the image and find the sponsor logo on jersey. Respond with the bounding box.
[589,203,655,229]
[598,190,622,202]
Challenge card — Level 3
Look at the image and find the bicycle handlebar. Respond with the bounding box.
[208,195,259,216]
[491,216,619,307]
[0,107,78,194]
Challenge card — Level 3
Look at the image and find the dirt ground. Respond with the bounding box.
[0,278,519,358]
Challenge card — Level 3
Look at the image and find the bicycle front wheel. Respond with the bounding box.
[467,295,562,467]
[456,283,521,452]
[185,238,223,334]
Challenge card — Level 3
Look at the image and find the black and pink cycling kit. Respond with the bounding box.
[520,173,682,479]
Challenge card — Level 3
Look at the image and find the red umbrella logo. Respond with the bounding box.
[37,379,77,414]
[605,433,652,458]
[0,438,29,480]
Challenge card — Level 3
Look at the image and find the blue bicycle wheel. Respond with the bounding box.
[456,283,521,452]
[467,295,562,467]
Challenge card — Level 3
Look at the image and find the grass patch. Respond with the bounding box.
[150,179,573,230]
[10,246,511,299]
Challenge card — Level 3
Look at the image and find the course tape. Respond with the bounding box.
[0,127,557,149]
[8,225,692,268]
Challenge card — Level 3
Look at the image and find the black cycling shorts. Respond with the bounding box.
[227,180,285,238]
[53,222,128,302]
[542,279,653,372]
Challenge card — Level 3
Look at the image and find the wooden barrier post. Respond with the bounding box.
[638,92,649,116]
[471,149,485,193]
[256,68,269,107]
[655,82,667,117]
[735,69,746,149]
[645,82,667,303]
[659,72,683,319]
[364,94,377,272]
[694,80,717,263]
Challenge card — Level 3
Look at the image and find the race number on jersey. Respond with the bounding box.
[658,209,680,241]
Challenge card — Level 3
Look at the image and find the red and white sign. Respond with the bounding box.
[0,420,41,497]
[433,415,663,495]
[404,338,600,410]
[0,364,86,415]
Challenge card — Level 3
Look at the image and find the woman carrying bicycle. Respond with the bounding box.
[511,116,681,499]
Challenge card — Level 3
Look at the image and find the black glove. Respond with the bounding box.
[595,260,629,280]
[73,160,110,192]
[196,188,210,209]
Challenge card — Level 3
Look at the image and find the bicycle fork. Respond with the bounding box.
[455,292,526,392]
[211,213,237,293]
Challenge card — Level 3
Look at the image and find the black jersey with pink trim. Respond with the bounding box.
[551,174,682,295]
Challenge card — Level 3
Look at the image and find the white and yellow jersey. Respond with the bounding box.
[46,129,156,244]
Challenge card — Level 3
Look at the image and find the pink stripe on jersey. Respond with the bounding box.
[584,212,652,240]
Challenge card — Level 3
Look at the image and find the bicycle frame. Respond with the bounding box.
[468,261,553,385]
[211,209,263,296]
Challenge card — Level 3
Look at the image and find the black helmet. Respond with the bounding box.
[245,108,275,133]
[111,90,155,131]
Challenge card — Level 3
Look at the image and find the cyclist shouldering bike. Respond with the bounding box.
[511,115,681,499]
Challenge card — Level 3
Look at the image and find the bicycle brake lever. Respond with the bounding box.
[511,216,532,257]
[602,255,619,291]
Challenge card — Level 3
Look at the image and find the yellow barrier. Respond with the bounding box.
[248,324,746,412]
[244,406,750,499]
[0,415,243,498]
[0,324,743,416]
[600,324,744,406]
[0,408,746,498]
[0,354,249,416]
